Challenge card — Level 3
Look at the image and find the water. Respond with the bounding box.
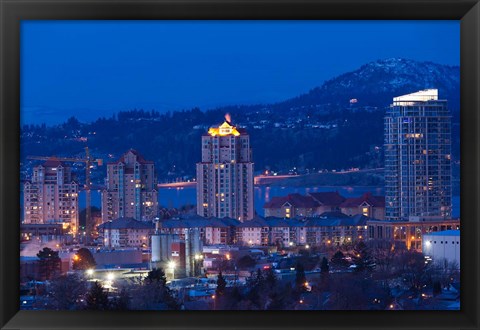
[156,185,460,218]
[22,186,461,219]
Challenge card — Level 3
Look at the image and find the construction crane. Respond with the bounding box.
[27,147,103,245]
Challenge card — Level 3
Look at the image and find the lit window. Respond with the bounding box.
[362,207,369,216]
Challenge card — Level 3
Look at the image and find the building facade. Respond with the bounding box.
[23,159,79,235]
[264,193,320,218]
[196,119,254,221]
[422,230,460,267]
[97,217,154,248]
[101,149,158,222]
[384,89,452,221]
[339,192,385,220]
[367,218,460,251]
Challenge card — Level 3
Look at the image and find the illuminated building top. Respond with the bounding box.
[207,121,241,137]
[392,89,439,106]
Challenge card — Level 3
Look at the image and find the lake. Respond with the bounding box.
[20,185,460,219]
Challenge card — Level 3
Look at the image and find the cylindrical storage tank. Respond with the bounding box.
[151,235,161,262]
[191,228,202,255]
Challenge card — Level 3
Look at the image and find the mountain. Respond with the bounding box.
[20,58,460,182]
[275,58,460,112]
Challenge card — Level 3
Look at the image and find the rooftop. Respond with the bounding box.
[339,192,385,208]
[308,191,346,206]
[97,217,154,230]
[264,193,320,209]
[393,89,438,103]
[424,230,460,237]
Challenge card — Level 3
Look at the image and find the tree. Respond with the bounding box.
[351,241,376,273]
[320,257,330,273]
[48,273,87,310]
[237,255,256,269]
[216,272,227,297]
[265,268,277,290]
[330,250,350,270]
[72,248,96,271]
[85,281,110,310]
[129,268,179,310]
[110,288,131,310]
[36,247,61,280]
[295,263,307,290]
[145,268,167,286]
[433,281,442,296]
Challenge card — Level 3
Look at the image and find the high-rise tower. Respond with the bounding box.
[23,159,79,234]
[196,116,254,221]
[384,89,452,221]
[102,149,158,222]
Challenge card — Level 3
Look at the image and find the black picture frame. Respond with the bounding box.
[1,0,479,329]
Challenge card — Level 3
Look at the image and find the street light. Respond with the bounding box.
[86,269,94,277]
[106,272,115,281]
[168,261,176,279]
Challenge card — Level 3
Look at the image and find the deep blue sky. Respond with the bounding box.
[21,20,459,125]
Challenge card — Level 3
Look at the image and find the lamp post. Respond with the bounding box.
[168,261,176,280]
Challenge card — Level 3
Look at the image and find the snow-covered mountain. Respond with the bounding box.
[278,58,460,111]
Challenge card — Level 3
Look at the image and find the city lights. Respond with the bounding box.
[18,25,461,313]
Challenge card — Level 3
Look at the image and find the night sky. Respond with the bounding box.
[21,20,459,125]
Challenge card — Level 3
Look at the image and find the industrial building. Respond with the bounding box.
[422,230,460,267]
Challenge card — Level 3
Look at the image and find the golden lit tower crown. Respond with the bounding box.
[196,114,254,222]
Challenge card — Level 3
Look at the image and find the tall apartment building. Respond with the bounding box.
[384,89,452,221]
[23,159,79,234]
[196,118,254,221]
[101,149,158,222]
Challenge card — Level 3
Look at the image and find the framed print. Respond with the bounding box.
[1,0,479,329]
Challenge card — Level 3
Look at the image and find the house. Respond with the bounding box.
[308,191,346,213]
[339,192,385,220]
[263,193,321,218]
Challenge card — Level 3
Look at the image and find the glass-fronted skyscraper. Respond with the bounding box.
[196,118,254,221]
[384,89,452,221]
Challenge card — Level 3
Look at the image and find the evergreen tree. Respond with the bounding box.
[145,268,167,286]
[72,248,97,271]
[216,271,227,297]
[265,268,277,290]
[85,281,110,310]
[295,263,307,290]
[36,247,61,280]
[320,257,330,273]
[330,250,350,269]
